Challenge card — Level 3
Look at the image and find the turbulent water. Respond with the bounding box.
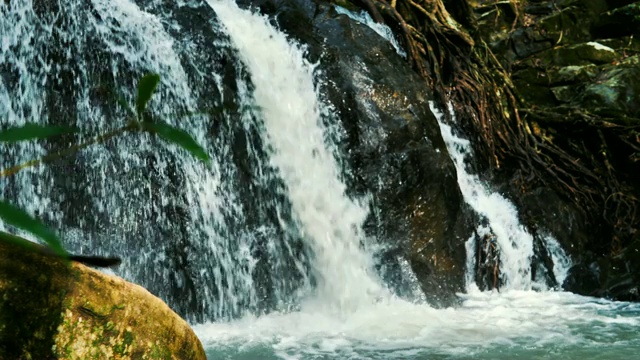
[196,291,640,359]
[195,2,640,359]
[2,0,640,358]
[431,102,571,291]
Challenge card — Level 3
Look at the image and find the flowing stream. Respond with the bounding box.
[2,0,640,358]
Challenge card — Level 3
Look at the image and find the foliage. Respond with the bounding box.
[0,73,210,260]
[0,123,75,143]
[348,0,639,253]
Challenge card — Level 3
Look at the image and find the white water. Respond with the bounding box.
[430,102,572,290]
[209,0,386,313]
[1,0,306,320]
[192,5,640,359]
[0,0,53,226]
[195,290,640,359]
[4,1,640,358]
[333,6,406,57]
[431,103,534,289]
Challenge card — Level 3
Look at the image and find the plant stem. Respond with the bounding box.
[0,124,137,178]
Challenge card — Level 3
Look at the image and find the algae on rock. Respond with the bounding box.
[0,240,206,360]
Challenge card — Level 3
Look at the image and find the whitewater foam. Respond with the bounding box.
[210,0,386,314]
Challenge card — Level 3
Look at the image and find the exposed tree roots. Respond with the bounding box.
[347,0,639,254]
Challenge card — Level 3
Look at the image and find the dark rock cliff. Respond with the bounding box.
[470,0,640,300]
[237,0,477,304]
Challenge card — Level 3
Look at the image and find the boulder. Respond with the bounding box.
[0,240,206,360]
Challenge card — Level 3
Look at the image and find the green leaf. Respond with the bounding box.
[0,123,74,143]
[0,200,67,258]
[117,95,135,118]
[142,122,210,163]
[136,73,160,117]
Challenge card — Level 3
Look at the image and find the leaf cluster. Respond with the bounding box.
[0,73,210,260]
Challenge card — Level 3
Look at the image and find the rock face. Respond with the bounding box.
[237,0,477,305]
[471,0,640,300]
[0,240,206,360]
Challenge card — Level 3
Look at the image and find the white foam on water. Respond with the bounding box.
[195,290,640,358]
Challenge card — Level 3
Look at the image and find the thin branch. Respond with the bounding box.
[0,124,137,178]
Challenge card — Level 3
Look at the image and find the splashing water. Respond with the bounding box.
[431,103,536,290]
[333,5,407,57]
[2,0,308,321]
[195,291,640,359]
[429,102,573,291]
[209,0,386,314]
[3,0,640,358]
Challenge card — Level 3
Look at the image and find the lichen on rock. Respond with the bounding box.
[0,240,206,359]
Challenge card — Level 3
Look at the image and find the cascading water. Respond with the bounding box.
[333,6,406,58]
[429,102,572,291]
[3,0,640,359]
[1,0,312,321]
[209,0,385,314]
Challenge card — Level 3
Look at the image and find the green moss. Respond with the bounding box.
[0,241,71,359]
[105,321,115,331]
[113,330,134,356]
[150,343,172,360]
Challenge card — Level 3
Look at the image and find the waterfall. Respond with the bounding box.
[209,0,386,312]
[0,0,315,321]
[2,0,572,324]
[333,6,406,57]
[1,0,389,321]
[430,102,571,291]
[9,2,640,359]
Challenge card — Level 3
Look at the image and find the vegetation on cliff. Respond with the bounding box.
[0,74,210,358]
[340,0,639,299]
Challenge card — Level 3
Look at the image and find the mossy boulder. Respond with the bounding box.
[0,240,206,359]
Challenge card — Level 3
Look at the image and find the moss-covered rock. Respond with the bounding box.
[0,240,206,360]
[468,0,640,300]
[580,65,640,120]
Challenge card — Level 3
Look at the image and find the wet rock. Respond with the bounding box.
[580,65,640,119]
[238,0,476,305]
[548,64,600,85]
[563,263,601,296]
[593,3,640,38]
[517,187,593,259]
[531,42,619,67]
[0,240,206,360]
[599,234,640,301]
[510,27,555,60]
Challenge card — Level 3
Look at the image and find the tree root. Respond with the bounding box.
[345,0,640,255]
